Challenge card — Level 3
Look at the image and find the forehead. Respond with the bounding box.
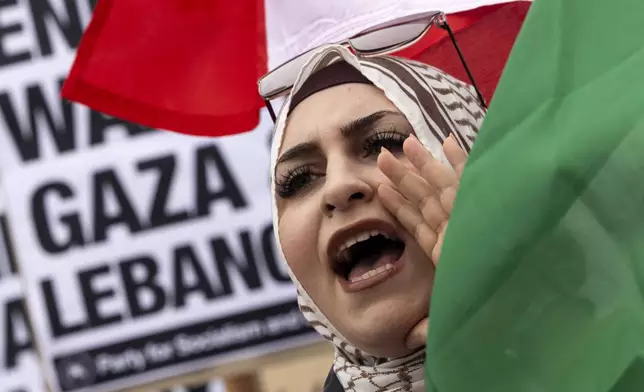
[280,83,400,153]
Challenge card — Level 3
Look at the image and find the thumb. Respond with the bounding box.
[405,318,429,350]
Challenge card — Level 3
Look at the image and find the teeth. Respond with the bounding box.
[357,232,370,242]
[336,230,391,260]
[349,263,394,283]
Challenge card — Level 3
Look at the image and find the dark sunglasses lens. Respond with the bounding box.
[259,48,319,98]
[349,20,431,54]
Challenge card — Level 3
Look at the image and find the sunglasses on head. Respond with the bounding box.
[258,11,486,123]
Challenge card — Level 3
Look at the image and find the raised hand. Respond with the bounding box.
[376,134,468,350]
[377,134,467,264]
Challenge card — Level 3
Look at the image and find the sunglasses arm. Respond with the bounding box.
[264,99,277,122]
[438,19,487,108]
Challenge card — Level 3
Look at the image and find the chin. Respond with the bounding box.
[343,292,430,359]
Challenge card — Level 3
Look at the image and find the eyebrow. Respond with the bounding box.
[276,141,319,165]
[340,110,401,138]
[276,110,402,165]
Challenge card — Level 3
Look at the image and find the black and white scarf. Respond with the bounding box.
[270,45,485,392]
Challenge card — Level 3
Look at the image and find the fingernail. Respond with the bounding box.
[380,146,391,155]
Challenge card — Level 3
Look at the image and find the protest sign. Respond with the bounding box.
[0,0,159,171]
[0,357,45,392]
[0,172,42,389]
[2,117,316,392]
[0,250,225,392]
[1,187,19,277]
[0,276,42,390]
[0,1,316,391]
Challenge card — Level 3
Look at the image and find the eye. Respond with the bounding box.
[362,129,408,157]
[275,165,321,198]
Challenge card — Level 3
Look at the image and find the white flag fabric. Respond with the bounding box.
[265,0,526,68]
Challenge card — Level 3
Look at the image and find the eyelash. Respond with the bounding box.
[361,130,407,157]
[276,129,408,198]
[276,165,318,198]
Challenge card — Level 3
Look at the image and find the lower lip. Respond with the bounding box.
[339,250,407,293]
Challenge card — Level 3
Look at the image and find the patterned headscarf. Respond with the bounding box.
[270,45,485,392]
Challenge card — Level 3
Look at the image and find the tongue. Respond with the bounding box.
[347,250,400,281]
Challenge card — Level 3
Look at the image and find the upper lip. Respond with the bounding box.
[326,219,401,268]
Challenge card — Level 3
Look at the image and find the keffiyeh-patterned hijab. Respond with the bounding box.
[269,45,485,392]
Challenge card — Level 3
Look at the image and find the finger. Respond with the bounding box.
[377,147,428,191]
[378,149,447,230]
[420,196,449,232]
[377,184,438,257]
[405,318,429,350]
[432,222,448,264]
[439,187,458,215]
[403,136,459,216]
[404,161,421,176]
[403,135,458,192]
[439,135,468,214]
[443,134,468,179]
[403,157,450,230]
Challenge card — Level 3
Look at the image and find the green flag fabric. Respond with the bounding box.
[426,0,644,391]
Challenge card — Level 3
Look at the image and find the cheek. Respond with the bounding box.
[373,159,401,187]
[277,208,320,279]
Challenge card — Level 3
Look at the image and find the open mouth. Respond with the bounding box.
[332,231,406,283]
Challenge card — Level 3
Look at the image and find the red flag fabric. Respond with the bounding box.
[63,1,526,137]
[62,0,267,137]
[398,2,531,103]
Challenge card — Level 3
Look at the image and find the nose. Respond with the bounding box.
[321,162,374,215]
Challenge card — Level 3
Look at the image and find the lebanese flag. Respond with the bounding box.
[62,1,530,137]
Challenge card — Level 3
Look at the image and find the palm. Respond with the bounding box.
[377,134,467,266]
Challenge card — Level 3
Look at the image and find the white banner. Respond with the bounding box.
[1,199,18,278]
[0,358,45,392]
[0,276,43,390]
[0,1,316,391]
[2,121,316,392]
[0,258,231,392]
[0,214,12,278]
[1,177,39,390]
[0,229,224,391]
[0,0,163,171]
